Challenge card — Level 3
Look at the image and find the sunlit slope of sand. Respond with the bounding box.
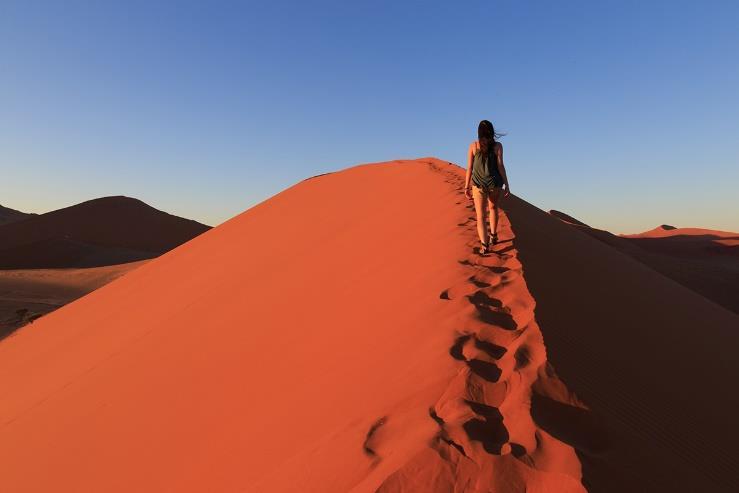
[0,159,587,492]
[511,201,739,491]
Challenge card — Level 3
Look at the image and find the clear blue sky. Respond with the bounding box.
[2,0,737,233]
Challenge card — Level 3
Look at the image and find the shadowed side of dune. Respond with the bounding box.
[510,197,739,491]
[548,211,739,314]
[0,196,211,269]
[0,204,35,226]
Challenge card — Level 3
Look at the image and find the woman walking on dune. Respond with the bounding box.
[464,120,510,255]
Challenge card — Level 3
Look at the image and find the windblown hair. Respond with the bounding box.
[476,120,505,166]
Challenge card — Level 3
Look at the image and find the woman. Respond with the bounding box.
[464,120,510,255]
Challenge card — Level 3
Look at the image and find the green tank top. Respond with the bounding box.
[472,144,503,189]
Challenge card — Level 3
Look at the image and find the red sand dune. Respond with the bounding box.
[0,159,737,492]
[623,224,737,240]
[0,196,211,269]
[549,211,739,314]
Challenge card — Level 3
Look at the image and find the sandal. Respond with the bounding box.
[480,241,490,255]
[489,232,498,245]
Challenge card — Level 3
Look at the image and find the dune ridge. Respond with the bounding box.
[0,158,589,492]
[373,162,589,492]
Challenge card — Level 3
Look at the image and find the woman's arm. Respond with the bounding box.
[495,142,510,197]
[464,142,475,195]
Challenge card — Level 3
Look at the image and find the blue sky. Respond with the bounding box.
[1,0,737,233]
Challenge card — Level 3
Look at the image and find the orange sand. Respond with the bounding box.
[0,159,587,492]
[623,224,737,240]
[1,159,737,492]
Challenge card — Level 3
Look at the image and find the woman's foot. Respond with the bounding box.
[489,232,498,246]
[480,241,490,255]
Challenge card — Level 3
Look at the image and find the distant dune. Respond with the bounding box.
[0,160,737,492]
[0,260,148,340]
[0,204,35,226]
[549,211,739,313]
[0,196,210,338]
[623,224,736,239]
[0,196,211,269]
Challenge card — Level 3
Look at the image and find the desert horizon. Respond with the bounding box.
[2,157,737,342]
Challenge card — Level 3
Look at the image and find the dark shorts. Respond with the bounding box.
[472,177,502,192]
[472,181,502,200]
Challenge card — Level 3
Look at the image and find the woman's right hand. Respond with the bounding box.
[464,185,471,199]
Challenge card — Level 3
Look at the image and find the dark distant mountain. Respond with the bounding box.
[0,205,36,226]
[0,196,211,269]
[549,210,739,313]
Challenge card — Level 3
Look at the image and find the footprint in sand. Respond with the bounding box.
[474,337,508,360]
[470,297,518,330]
[467,290,504,308]
[462,401,510,454]
[362,416,388,460]
[466,359,503,382]
[449,333,472,361]
[514,344,531,370]
[468,275,492,288]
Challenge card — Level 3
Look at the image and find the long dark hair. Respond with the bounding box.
[476,120,505,166]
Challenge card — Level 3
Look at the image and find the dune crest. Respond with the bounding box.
[0,159,592,492]
[372,162,589,492]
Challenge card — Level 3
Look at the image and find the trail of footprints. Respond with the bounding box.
[428,161,540,457]
[432,192,540,462]
[372,161,589,491]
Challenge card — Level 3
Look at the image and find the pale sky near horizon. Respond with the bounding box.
[1,1,738,234]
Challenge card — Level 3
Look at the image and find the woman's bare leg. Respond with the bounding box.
[472,185,489,244]
[487,187,501,237]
